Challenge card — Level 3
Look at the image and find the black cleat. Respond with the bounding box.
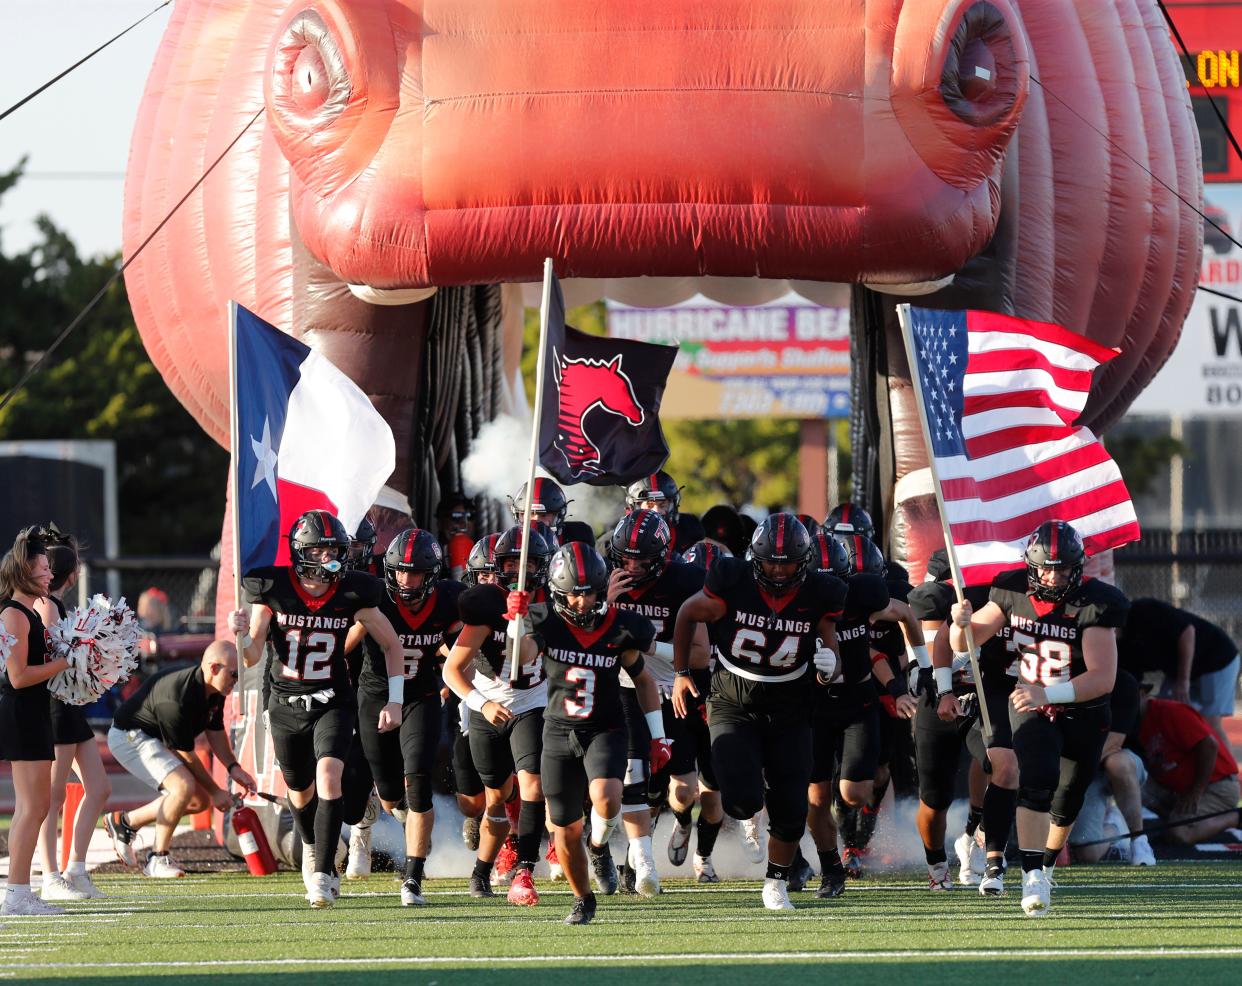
[787,851,815,893]
[564,893,597,925]
[588,843,618,896]
[468,873,496,898]
[815,867,847,899]
[617,861,637,895]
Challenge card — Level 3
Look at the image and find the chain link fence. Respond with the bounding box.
[77,556,219,633]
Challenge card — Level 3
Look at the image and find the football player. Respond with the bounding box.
[673,513,846,911]
[444,525,553,907]
[229,510,406,909]
[510,478,572,543]
[950,520,1128,917]
[524,542,666,925]
[624,471,699,553]
[825,503,910,583]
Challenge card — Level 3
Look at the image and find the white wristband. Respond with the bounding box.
[907,644,931,669]
[951,650,975,673]
[933,667,954,696]
[240,633,254,650]
[1043,681,1076,704]
[464,689,488,713]
[387,675,404,705]
[645,710,666,742]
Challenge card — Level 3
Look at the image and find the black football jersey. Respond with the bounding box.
[908,580,1015,682]
[704,557,847,683]
[869,578,912,661]
[358,580,465,700]
[537,608,655,729]
[242,568,382,696]
[988,571,1129,691]
[833,574,890,685]
[457,583,547,691]
[610,560,705,643]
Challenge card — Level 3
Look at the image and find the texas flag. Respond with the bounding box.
[232,303,395,572]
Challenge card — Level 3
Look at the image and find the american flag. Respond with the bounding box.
[902,306,1140,586]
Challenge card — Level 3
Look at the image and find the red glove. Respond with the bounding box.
[878,694,899,719]
[649,737,673,774]
[505,590,530,621]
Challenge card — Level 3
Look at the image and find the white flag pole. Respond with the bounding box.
[895,304,992,741]
[227,300,245,791]
[508,258,556,683]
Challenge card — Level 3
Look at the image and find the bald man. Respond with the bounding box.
[105,642,256,877]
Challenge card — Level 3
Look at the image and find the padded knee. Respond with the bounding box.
[404,773,432,814]
[622,781,649,811]
[1017,786,1054,814]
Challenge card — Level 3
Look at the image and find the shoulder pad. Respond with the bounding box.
[705,556,748,597]
[908,581,954,622]
[458,584,505,627]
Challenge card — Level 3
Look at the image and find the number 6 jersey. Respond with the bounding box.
[243,567,383,698]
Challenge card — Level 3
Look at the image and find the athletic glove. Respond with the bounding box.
[505,590,530,621]
[812,639,838,679]
[649,738,673,774]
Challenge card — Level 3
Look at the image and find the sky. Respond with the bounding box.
[0,1,171,259]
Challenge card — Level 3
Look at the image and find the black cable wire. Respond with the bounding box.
[0,2,172,123]
[1198,284,1242,305]
[1068,804,1241,849]
[0,107,265,416]
[1158,0,1242,166]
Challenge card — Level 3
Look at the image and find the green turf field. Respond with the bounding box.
[4,863,1241,984]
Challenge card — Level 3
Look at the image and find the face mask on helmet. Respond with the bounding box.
[509,479,571,536]
[683,539,731,570]
[833,533,886,579]
[465,533,501,586]
[289,511,350,583]
[346,517,378,570]
[548,544,610,629]
[624,472,682,524]
[493,526,552,591]
[607,509,671,587]
[384,529,443,606]
[1025,521,1085,603]
[749,513,812,594]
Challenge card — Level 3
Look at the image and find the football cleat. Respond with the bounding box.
[1021,869,1051,916]
[40,873,89,902]
[507,867,539,907]
[143,854,185,879]
[400,878,426,906]
[329,872,341,899]
[301,847,316,897]
[346,826,373,880]
[854,803,880,849]
[631,841,660,899]
[588,843,619,896]
[564,894,597,926]
[617,861,637,895]
[468,872,496,898]
[307,872,335,909]
[740,815,765,864]
[927,862,952,892]
[816,867,846,899]
[979,861,1005,897]
[954,831,983,886]
[787,851,815,893]
[693,854,720,884]
[1,889,64,916]
[668,819,692,866]
[104,811,139,868]
[1131,834,1156,867]
[462,815,482,852]
[841,847,865,879]
[494,840,518,885]
[63,871,104,899]
[761,877,795,911]
[546,843,564,882]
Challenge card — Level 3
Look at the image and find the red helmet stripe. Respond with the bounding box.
[1049,523,1059,562]
[571,540,586,583]
[775,514,785,554]
[854,535,864,573]
[629,515,643,549]
[403,531,417,564]
[841,503,851,526]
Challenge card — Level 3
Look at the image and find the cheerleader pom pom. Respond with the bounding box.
[0,625,15,676]
[48,595,143,706]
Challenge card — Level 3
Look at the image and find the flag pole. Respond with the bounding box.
[509,258,555,683]
[227,300,245,789]
[894,304,992,742]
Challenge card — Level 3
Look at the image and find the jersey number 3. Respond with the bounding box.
[564,667,595,718]
[281,630,336,682]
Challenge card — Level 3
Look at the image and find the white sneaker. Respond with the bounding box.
[761,877,795,911]
[1021,869,1051,917]
[1130,834,1156,867]
[2,889,64,916]
[345,825,373,879]
[954,831,984,886]
[667,820,692,866]
[740,815,765,864]
[63,871,104,899]
[307,872,334,909]
[143,854,185,878]
[631,841,660,899]
[400,878,426,906]
[329,872,341,900]
[40,873,88,902]
[928,862,952,892]
[301,847,316,898]
[979,863,1005,897]
[693,854,719,884]
[334,833,349,875]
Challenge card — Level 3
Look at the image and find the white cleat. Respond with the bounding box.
[63,871,105,899]
[761,877,795,911]
[954,831,983,885]
[1021,869,1051,917]
[307,872,335,909]
[142,854,185,878]
[40,873,89,902]
[928,862,952,892]
[400,878,426,906]
[345,824,373,879]
[1,889,64,916]
[301,847,316,898]
[667,820,692,866]
[631,842,661,899]
[979,863,1005,897]
[1130,834,1156,867]
[740,815,765,864]
[693,854,720,884]
[330,872,341,899]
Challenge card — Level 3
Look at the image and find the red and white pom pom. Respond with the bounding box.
[47,595,142,706]
[0,624,15,676]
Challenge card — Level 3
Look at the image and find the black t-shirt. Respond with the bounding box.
[610,560,705,643]
[704,557,847,683]
[907,580,1015,682]
[1117,598,1238,677]
[1109,668,1141,740]
[988,571,1129,695]
[834,574,890,685]
[359,581,464,700]
[458,583,548,690]
[113,665,224,751]
[242,567,383,696]
[537,608,655,729]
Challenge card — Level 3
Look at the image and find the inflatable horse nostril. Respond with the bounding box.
[939,0,1022,126]
[270,10,351,123]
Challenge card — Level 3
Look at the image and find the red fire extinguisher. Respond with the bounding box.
[232,803,278,876]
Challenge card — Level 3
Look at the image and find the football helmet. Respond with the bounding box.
[1025,520,1085,603]
[465,533,502,586]
[510,478,570,536]
[346,515,378,570]
[624,471,682,523]
[493,525,553,590]
[836,533,887,578]
[797,514,823,538]
[683,539,731,571]
[747,512,812,594]
[810,532,850,579]
[825,502,876,542]
[607,509,671,588]
[384,528,444,606]
[289,510,350,583]
[547,542,610,629]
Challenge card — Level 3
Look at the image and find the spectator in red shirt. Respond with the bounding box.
[1139,690,1240,844]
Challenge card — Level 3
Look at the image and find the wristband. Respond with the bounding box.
[387,675,404,705]
[951,650,974,672]
[885,677,905,700]
[906,644,931,669]
[240,633,254,650]
[225,762,240,775]
[464,689,488,713]
[933,667,954,696]
[645,710,666,741]
[674,668,691,677]
[1043,680,1076,704]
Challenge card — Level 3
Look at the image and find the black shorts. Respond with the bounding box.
[1011,700,1111,825]
[810,682,881,784]
[971,676,1015,751]
[665,671,716,790]
[914,689,987,811]
[541,720,627,827]
[469,707,544,789]
[268,691,356,792]
[0,686,54,761]
[50,696,94,746]
[357,690,442,804]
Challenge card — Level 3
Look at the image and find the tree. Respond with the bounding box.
[0,165,228,554]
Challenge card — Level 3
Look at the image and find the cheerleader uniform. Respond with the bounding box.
[0,598,55,761]
[47,596,93,745]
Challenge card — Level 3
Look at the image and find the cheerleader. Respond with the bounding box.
[35,529,111,900]
[1,529,71,916]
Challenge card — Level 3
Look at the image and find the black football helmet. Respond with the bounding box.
[465,533,502,586]
[624,471,682,523]
[346,515,378,570]
[797,514,822,539]
[925,548,952,583]
[683,539,731,571]
[825,502,876,542]
[810,532,850,579]
[289,510,350,583]
[547,542,610,629]
[835,533,887,578]
[608,509,672,587]
[493,524,553,590]
[1025,520,1085,603]
[384,528,443,606]
[747,512,812,594]
[529,519,561,550]
[510,478,571,536]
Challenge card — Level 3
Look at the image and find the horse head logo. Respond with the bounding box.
[552,349,645,479]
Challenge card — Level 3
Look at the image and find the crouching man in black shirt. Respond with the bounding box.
[105,641,256,877]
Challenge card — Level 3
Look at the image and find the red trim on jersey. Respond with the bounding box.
[702,586,723,602]
[397,586,437,628]
[563,605,618,649]
[758,586,798,613]
[291,573,338,613]
[1028,597,1059,618]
